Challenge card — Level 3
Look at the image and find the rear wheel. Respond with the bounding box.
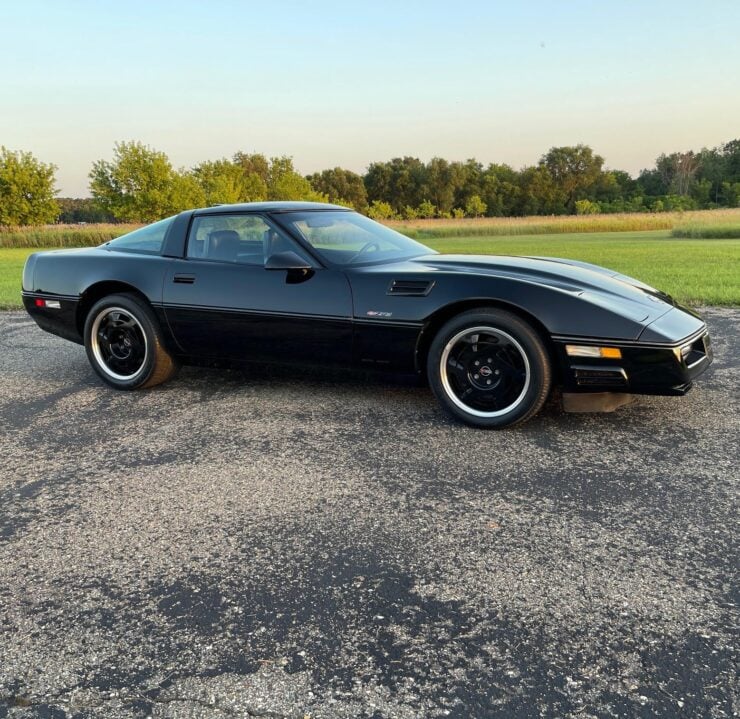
[428,308,551,428]
[84,293,179,390]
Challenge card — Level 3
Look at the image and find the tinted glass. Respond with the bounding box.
[186,214,311,265]
[105,217,173,255]
[275,211,433,265]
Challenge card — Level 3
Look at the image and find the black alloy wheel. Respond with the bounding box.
[84,293,179,390]
[428,308,552,428]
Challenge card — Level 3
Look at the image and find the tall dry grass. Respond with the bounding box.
[1,208,739,248]
[389,208,740,239]
[0,223,141,248]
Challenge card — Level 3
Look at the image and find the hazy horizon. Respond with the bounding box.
[3,0,739,197]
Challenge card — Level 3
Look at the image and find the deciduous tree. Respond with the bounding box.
[364,157,427,213]
[540,145,604,212]
[266,156,326,202]
[57,197,113,223]
[306,167,368,211]
[0,147,59,225]
[367,200,396,220]
[465,195,487,218]
[193,158,266,205]
[517,166,565,215]
[89,141,196,222]
[417,199,437,219]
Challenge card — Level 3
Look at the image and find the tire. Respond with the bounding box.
[427,308,551,428]
[83,293,179,390]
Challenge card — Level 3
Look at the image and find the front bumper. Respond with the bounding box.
[554,327,713,396]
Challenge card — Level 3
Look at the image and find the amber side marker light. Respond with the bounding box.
[565,345,622,359]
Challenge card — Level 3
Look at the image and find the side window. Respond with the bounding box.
[187,214,269,265]
[186,214,312,265]
[106,216,173,255]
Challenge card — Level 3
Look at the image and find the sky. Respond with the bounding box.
[2,0,739,196]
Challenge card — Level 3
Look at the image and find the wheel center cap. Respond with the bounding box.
[479,365,492,377]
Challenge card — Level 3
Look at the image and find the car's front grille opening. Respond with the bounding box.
[573,366,628,387]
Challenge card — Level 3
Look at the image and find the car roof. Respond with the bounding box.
[192,201,351,215]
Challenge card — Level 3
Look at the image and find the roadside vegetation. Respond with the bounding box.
[391,207,740,239]
[2,135,738,308]
[2,139,740,227]
[3,207,740,248]
[671,222,740,239]
[0,224,138,249]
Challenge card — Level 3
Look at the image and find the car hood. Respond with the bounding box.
[409,253,677,323]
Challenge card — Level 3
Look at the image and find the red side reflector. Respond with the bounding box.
[35,299,45,307]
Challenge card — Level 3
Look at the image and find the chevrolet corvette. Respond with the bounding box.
[22,202,712,427]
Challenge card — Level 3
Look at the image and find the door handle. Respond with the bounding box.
[173,274,196,284]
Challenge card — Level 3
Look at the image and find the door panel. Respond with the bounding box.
[163,259,353,366]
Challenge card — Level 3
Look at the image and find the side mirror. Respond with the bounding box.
[264,251,313,271]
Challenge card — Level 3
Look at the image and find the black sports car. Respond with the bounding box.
[22,202,712,427]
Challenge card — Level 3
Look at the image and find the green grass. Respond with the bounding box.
[0,248,36,309]
[1,230,738,309]
[426,230,739,306]
[671,223,740,239]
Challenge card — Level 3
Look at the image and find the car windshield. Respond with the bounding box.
[274,210,434,265]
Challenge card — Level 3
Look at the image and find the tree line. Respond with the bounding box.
[1,139,739,226]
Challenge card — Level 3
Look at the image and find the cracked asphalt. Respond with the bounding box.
[0,308,737,718]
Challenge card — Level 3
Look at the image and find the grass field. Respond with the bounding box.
[1,230,737,309]
[671,222,740,239]
[0,248,35,309]
[425,231,739,306]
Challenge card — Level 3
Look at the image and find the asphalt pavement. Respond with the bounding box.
[0,308,737,718]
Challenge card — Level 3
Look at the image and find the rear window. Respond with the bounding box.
[105,217,174,255]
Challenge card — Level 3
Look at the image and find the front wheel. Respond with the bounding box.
[84,293,179,390]
[427,308,552,428]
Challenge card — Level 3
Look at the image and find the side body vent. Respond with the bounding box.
[387,279,435,297]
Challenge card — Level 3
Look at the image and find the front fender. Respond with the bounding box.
[421,276,662,341]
